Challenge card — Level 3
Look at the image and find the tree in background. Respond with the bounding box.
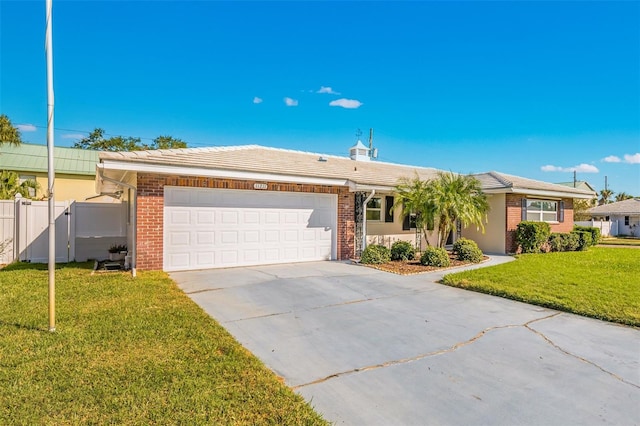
[0,114,23,146]
[615,192,633,202]
[151,135,187,150]
[0,170,39,200]
[73,128,187,151]
[599,189,614,205]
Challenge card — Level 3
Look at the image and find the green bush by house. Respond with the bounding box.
[420,246,450,267]
[452,238,483,263]
[390,240,416,261]
[573,225,601,245]
[361,244,391,264]
[516,221,551,253]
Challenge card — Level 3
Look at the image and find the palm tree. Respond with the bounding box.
[0,114,23,146]
[0,170,38,200]
[428,172,490,247]
[599,189,614,205]
[615,192,633,202]
[394,172,490,248]
[393,175,437,247]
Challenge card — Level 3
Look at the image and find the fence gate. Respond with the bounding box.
[16,200,73,263]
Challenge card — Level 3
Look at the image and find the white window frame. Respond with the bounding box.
[526,199,558,223]
[366,197,382,221]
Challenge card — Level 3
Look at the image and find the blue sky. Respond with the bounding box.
[1,1,639,195]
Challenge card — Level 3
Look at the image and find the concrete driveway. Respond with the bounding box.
[171,258,640,425]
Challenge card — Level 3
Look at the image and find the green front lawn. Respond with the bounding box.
[442,248,640,326]
[599,236,640,246]
[0,263,326,425]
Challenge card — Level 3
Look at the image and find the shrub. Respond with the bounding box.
[572,230,593,251]
[108,243,128,253]
[420,246,451,267]
[390,240,416,261]
[361,244,391,264]
[573,225,601,245]
[549,233,580,252]
[452,238,483,263]
[516,221,551,253]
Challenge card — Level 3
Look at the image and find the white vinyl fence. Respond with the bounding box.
[575,220,618,237]
[0,199,127,264]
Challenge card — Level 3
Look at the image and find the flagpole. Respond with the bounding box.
[45,0,56,332]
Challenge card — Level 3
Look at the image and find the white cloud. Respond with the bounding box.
[329,98,363,109]
[16,124,36,132]
[541,165,562,172]
[62,133,85,140]
[624,153,640,164]
[541,163,599,173]
[602,155,621,163]
[253,96,263,104]
[284,97,298,107]
[317,86,340,95]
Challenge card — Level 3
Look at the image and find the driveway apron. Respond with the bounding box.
[171,258,640,425]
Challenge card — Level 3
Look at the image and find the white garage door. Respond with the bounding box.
[163,187,337,271]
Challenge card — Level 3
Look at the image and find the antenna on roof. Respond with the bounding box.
[355,128,363,140]
[368,128,378,160]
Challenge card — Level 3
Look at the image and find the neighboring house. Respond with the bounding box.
[0,143,107,201]
[555,180,597,193]
[95,144,595,272]
[587,198,640,237]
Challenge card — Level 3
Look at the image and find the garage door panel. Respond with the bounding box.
[243,230,260,243]
[196,231,214,245]
[164,187,337,271]
[196,210,215,224]
[169,231,190,246]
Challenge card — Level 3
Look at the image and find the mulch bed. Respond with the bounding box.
[362,253,489,275]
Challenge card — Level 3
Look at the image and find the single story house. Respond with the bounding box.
[0,143,111,201]
[95,144,595,272]
[588,198,640,237]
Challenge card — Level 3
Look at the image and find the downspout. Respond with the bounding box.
[98,166,137,277]
[362,190,376,253]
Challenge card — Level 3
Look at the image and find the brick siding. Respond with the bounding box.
[505,194,575,253]
[136,173,354,270]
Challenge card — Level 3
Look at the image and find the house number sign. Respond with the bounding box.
[253,183,268,190]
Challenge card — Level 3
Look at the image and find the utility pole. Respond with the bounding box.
[45,0,56,332]
[573,170,577,187]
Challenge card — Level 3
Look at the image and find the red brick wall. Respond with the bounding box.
[136,173,354,270]
[505,194,575,253]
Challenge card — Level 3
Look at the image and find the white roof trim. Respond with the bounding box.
[100,160,349,187]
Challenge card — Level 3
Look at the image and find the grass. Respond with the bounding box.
[599,236,640,246]
[442,247,640,327]
[0,262,327,425]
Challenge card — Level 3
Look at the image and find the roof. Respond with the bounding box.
[0,143,99,176]
[588,198,640,216]
[98,145,595,198]
[471,171,595,198]
[100,145,441,188]
[555,181,597,192]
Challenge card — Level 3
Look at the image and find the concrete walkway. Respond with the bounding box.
[171,257,640,425]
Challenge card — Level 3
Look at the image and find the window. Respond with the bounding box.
[366,197,382,221]
[525,199,558,222]
[625,216,630,226]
